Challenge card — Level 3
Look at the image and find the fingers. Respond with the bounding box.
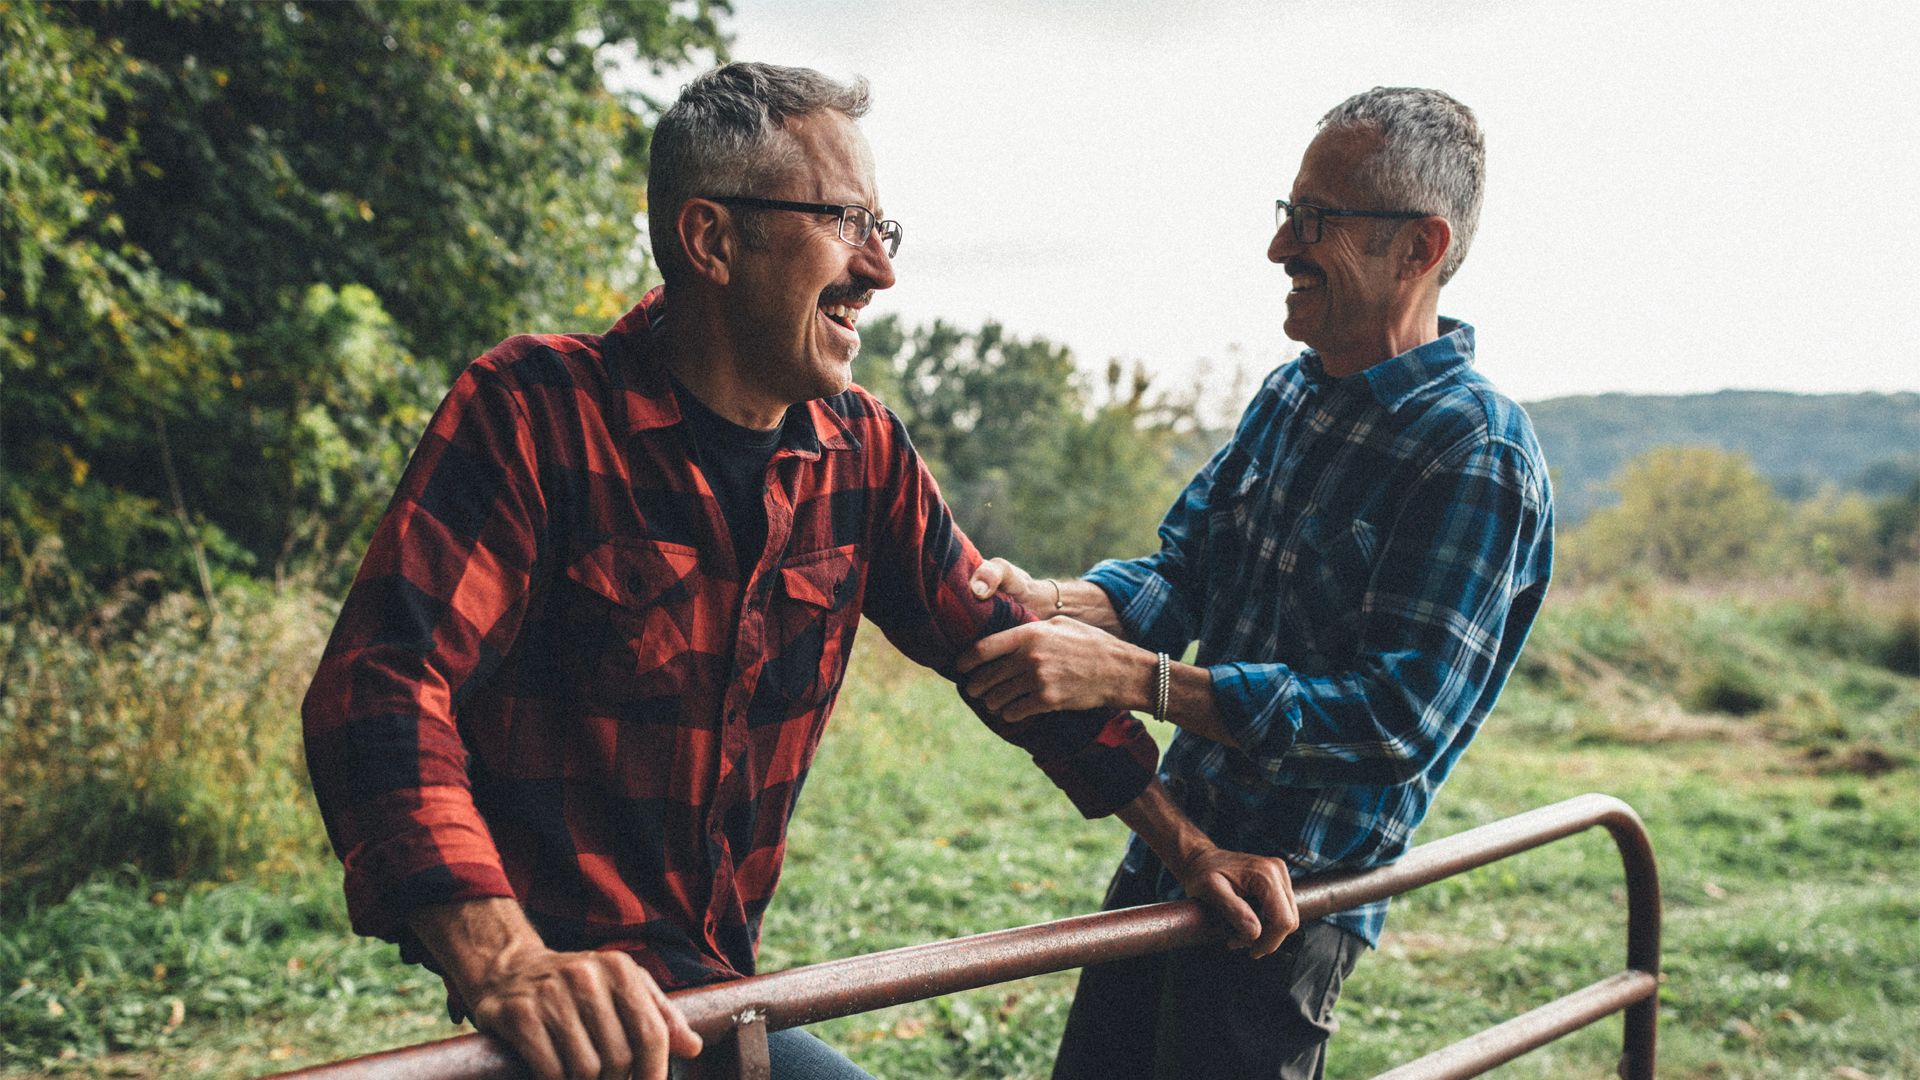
[473,950,700,1080]
[606,957,674,1080]
[1245,864,1299,959]
[564,959,635,1080]
[655,986,703,1059]
[955,624,1033,675]
[1193,871,1262,948]
[977,668,1040,714]
[969,558,1010,599]
[485,997,566,1080]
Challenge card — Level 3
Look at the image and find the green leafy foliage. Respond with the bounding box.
[1561,446,1919,583]
[1564,446,1785,581]
[1528,390,1920,522]
[0,580,335,913]
[1,0,729,608]
[854,315,1201,575]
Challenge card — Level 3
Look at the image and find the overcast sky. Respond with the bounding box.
[624,0,1918,404]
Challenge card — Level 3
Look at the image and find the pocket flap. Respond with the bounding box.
[565,537,701,609]
[777,544,858,609]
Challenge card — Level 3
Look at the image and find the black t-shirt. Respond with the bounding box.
[671,380,783,580]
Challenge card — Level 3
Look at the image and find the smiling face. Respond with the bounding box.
[1267,125,1407,375]
[724,110,896,408]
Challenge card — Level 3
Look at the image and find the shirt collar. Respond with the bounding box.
[606,286,859,454]
[1298,317,1476,412]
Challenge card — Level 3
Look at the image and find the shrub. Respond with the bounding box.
[0,581,335,912]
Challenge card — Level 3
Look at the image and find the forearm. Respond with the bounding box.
[1113,777,1214,874]
[1114,777,1300,955]
[1102,643,1245,751]
[408,896,545,995]
[1045,576,1127,636]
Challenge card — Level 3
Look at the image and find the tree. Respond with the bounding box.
[854,316,1197,575]
[1565,446,1784,581]
[1,1,730,607]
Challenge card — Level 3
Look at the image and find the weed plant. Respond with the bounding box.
[0,583,336,914]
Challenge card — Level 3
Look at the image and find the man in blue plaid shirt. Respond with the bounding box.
[958,87,1554,1079]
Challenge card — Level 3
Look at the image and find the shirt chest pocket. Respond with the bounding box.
[763,544,862,710]
[563,537,703,706]
[1205,448,1268,564]
[1293,514,1380,653]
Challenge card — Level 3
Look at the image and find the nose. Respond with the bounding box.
[854,230,896,290]
[1268,223,1301,264]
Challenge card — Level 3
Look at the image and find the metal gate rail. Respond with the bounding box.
[270,792,1660,1080]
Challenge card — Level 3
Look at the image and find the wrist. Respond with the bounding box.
[1116,779,1214,879]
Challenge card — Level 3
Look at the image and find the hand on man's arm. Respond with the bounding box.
[968,557,1127,635]
[955,610,1245,749]
[410,899,701,1080]
[1115,780,1299,958]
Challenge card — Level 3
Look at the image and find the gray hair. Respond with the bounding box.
[1318,87,1484,287]
[647,62,871,284]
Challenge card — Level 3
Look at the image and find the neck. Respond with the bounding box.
[656,291,788,431]
[1317,290,1443,379]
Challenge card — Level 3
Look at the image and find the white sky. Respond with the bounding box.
[626,0,1919,403]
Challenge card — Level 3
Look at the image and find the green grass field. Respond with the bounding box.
[3,582,1916,1078]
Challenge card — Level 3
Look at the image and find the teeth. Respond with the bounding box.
[823,305,858,325]
[1290,274,1319,291]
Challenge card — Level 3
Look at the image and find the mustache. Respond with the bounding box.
[819,283,875,306]
[1283,259,1323,278]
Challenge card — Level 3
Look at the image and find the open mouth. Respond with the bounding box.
[1285,260,1324,295]
[820,304,860,331]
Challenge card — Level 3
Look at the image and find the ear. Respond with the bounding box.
[677,198,735,286]
[1399,216,1452,282]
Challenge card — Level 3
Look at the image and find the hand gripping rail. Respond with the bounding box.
[267,792,1660,1080]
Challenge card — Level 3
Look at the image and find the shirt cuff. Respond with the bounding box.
[338,790,516,943]
[1084,560,1188,654]
[1206,661,1301,761]
[1032,712,1160,818]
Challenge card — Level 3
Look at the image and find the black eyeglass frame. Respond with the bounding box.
[1275,198,1431,245]
[708,196,902,257]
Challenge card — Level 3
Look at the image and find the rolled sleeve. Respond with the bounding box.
[1204,660,1301,757]
[861,409,1158,818]
[302,361,542,943]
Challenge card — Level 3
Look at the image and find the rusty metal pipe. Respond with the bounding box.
[267,793,1658,1080]
[1370,970,1658,1080]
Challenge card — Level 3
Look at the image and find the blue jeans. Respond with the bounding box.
[766,1029,873,1080]
[670,1028,872,1079]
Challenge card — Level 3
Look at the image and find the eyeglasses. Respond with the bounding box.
[1275,198,1430,245]
[709,196,903,257]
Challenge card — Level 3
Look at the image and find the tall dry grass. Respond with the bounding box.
[0,583,337,913]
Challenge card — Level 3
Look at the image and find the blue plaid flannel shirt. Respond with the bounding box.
[1086,319,1553,945]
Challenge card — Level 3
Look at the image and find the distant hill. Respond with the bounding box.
[1523,391,1920,523]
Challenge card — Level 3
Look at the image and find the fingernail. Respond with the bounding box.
[972,581,988,597]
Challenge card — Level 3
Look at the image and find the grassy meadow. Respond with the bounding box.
[2,577,1916,1078]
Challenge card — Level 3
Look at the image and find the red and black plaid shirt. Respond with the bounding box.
[302,288,1158,990]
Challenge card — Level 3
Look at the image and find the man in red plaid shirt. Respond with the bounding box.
[303,62,1297,1080]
